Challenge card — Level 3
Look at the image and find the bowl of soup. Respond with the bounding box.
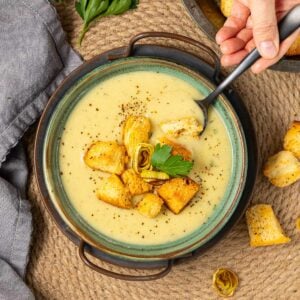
[35,33,257,276]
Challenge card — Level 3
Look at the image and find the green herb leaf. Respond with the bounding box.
[103,0,137,16]
[151,144,194,177]
[151,144,172,166]
[75,0,139,45]
[75,1,84,19]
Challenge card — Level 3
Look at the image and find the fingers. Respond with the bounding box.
[251,29,300,73]
[250,0,279,59]
[221,50,249,66]
[220,27,253,53]
[216,0,250,44]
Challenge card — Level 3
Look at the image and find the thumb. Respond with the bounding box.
[250,0,279,59]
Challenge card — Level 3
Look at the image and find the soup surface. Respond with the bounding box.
[59,71,232,245]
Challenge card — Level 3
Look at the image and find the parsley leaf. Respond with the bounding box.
[151,144,194,177]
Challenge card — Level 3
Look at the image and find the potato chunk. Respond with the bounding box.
[283,121,300,159]
[246,204,291,247]
[96,174,132,209]
[84,141,126,175]
[160,117,203,138]
[121,169,152,196]
[137,193,164,218]
[263,151,300,187]
[220,0,233,17]
[123,116,151,158]
[159,137,192,161]
[157,178,199,214]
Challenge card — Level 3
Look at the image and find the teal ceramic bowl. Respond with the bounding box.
[35,33,257,280]
[38,56,247,260]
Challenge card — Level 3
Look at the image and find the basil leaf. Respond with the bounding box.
[103,0,134,16]
[84,0,109,24]
[75,1,84,19]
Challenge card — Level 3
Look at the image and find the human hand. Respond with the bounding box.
[216,0,300,73]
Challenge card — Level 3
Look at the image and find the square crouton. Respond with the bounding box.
[283,121,300,159]
[159,137,192,161]
[246,204,291,247]
[84,141,127,175]
[96,174,132,209]
[160,117,203,138]
[121,169,152,195]
[220,0,233,17]
[157,177,199,214]
[263,151,300,187]
[136,193,164,218]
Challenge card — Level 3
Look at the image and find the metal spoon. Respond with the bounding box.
[197,4,300,134]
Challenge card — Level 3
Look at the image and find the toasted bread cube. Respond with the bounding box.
[220,0,233,17]
[123,116,151,158]
[283,121,300,159]
[263,151,300,187]
[137,193,164,218]
[121,169,152,195]
[286,36,300,56]
[96,174,132,209]
[246,204,291,247]
[296,218,300,231]
[84,141,126,175]
[157,178,199,214]
[160,117,203,138]
[159,137,192,161]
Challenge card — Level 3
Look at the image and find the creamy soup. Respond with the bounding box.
[59,71,232,245]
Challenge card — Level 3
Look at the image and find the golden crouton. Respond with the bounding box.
[220,0,233,17]
[283,121,300,159]
[136,193,164,218]
[286,36,300,56]
[96,174,132,209]
[121,169,152,196]
[84,141,126,175]
[263,151,300,187]
[160,117,203,138]
[245,204,291,247]
[296,217,300,231]
[157,178,199,214]
[159,137,192,161]
[123,116,151,158]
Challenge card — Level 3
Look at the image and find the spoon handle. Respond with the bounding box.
[202,4,300,106]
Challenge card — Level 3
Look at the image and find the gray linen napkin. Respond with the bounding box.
[0,0,82,299]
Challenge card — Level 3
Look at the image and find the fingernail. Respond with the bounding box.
[259,41,277,58]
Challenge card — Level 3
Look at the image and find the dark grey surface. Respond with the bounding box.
[0,0,82,298]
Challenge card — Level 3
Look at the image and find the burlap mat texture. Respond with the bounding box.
[25,0,300,299]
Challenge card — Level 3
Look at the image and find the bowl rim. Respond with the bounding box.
[182,0,300,72]
[34,43,258,264]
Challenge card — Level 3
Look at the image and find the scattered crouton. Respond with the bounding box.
[246,204,291,247]
[283,121,300,159]
[159,137,192,161]
[157,177,199,214]
[84,141,126,175]
[263,151,300,187]
[96,174,132,209]
[296,217,300,231]
[121,169,152,196]
[286,36,300,56]
[136,193,164,218]
[123,116,151,158]
[160,117,203,138]
[220,0,233,17]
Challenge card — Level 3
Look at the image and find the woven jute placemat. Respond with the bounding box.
[25,0,300,299]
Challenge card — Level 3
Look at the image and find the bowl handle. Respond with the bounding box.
[107,31,221,83]
[79,240,173,281]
